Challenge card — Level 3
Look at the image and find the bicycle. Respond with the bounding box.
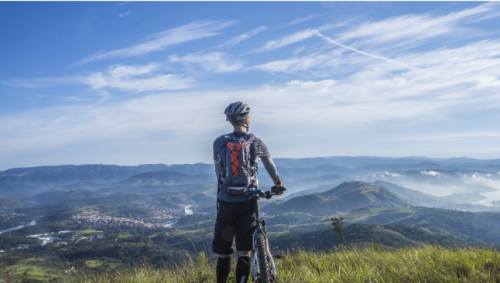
[245,185,286,283]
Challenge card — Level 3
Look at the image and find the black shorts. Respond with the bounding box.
[212,199,257,254]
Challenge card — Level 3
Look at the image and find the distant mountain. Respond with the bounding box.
[97,183,217,195]
[374,180,488,207]
[263,181,404,215]
[273,156,500,169]
[357,162,444,173]
[24,190,110,204]
[373,169,498,195]
[0,163,214,187]
[51,182,110,191]
[114,171,215,187]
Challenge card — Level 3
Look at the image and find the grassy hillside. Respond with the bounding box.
[344,205,500,244]
[52,246,500,283]
[0,196,30,214]
[264,181,404,215]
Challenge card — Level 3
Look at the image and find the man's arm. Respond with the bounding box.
[213,138,223,177]
[254,138,282,186]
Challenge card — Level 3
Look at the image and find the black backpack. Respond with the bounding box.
[216,133,258,196]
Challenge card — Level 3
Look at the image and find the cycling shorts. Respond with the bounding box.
[212,199,257,254]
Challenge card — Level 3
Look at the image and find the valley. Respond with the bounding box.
[0,156,499,281]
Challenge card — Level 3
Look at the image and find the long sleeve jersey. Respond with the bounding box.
[213,131,282,202]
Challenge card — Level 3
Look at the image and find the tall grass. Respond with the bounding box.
[63,245,500,282]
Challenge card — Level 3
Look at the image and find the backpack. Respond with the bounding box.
[217,133,258,196]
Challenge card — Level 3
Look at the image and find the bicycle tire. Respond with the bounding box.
[255,233,272,283]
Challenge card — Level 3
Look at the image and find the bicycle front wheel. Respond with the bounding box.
[255,233,272,283]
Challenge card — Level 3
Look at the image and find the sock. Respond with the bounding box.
[236,255,251,283]
[217,256,231,283]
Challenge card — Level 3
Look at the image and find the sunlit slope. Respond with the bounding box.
[264,181,404,215]
[344,205,500,244]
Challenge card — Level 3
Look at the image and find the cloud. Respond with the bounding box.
[119,11,131,18]
[336,2,500,48]
[169,52,243,73]
[84,63,193,92]
[219,26,267,48]
[285,14,322,27]
[2,77,84,88]
[258,29,317,51]
[77,20,235,64]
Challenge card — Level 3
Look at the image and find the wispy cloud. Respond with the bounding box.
[259,29,317,51]
[336,2,500,48]
[219,26,267,48]
[84,63,193,92]
[169,52,243,73]
[253,29,416,72]
[285,14,322,27]
[119,11,132,18]
[2,77,84,88]
[77,20,235,65]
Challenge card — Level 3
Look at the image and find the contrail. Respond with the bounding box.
[314,31,419,70]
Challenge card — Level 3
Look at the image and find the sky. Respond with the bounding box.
[1,2,500,170]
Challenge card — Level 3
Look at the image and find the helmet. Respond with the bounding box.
[224,101,250,121]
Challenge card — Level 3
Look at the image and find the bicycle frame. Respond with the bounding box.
[250,192,278,282]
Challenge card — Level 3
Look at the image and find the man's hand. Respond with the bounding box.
[275,183,285,196]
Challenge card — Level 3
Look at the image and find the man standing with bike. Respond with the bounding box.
[212,101,285,283]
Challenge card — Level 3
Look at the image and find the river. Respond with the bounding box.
[0,220,37,235]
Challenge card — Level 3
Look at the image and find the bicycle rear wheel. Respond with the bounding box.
[255,233,272,283]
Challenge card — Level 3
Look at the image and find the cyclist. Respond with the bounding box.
[212,101,285,283]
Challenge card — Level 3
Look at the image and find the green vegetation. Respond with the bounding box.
[54,246,500,282]
[0,197,30,214]
[85,260,103,268]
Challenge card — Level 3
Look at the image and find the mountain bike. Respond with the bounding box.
[245,186,286,283]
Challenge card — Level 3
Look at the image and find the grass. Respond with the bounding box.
[85,261,103,268]
[57,245,500,283]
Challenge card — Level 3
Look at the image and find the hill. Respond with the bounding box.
[344,205,500,244]
[16,194,151,216]
[0,197,29,213]
[114,171,215,187]
[263,181,405,215]
[0,182,42,199]
[24,190,110,204]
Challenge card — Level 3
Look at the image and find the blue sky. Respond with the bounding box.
[1,2,500,170]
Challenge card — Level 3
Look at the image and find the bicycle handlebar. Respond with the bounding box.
[245,186,287,200]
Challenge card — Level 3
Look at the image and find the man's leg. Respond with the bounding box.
[235,199,258,283]
[213,200,238,283]
[235,250,251,283]
[217,254,232,283]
